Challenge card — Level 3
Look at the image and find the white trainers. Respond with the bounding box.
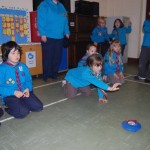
[62,80,66,87]
[138,76,146,80]
[134,76,146,80]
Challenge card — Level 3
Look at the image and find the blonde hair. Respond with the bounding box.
[108,40,122,65]
[98,17,106,24]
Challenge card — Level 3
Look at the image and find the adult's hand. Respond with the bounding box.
[65,34,70,39]
[41,36,47,43]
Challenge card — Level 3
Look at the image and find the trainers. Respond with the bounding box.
[145,79,150,83]
[134,76,146,80]
[62,80,66,87]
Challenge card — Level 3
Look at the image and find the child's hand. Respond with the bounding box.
[119,72,124,78]
[23,88,30,98]
[99,98,108,103]
[108,83,121,91]
[114,73,119,79]
[14,91,24,98]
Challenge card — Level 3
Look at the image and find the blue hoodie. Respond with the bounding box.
[110,26,131,45]
[0,62,32,104]
[65,66,109,98]
[91,26,110,43]
[37,0,70,39]
[104,52,124,75]
[142,20,150,47]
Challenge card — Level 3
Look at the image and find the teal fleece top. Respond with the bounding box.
[91,25,110,43]
[65,66,109,98]
[104,52,124,75]
[0,62,32,98]
[37,0,70,39]
[110,26,131,45]
[142,20,150,47]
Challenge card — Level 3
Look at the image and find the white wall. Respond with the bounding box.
[0,0,33,11]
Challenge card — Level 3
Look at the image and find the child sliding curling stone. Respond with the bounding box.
[62,54,121,103]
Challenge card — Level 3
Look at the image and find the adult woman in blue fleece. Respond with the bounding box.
[110,19,132,56]
[134,19,150,83]
[37,0,70,81]
[63,54,120,103]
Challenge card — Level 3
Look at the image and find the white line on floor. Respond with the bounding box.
[33,80,62,89]
[43,98,68,108]
[125,78,150,85]
[0,93,81,123]
[0,98,68,123]
[124,75,133,78]
[0,74,149,123]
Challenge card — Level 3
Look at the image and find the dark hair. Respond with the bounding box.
[86,43,97,51]
[1,41,22,62]
[113,18,124,29]
[86,54,103,67]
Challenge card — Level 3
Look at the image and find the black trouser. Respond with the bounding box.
[99,41,110,57]
[121,44,126,56]
[0,108,4,118]
[41,38,63,79]
[138,46,150,79]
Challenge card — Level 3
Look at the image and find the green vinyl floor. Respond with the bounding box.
[0,63,150,150]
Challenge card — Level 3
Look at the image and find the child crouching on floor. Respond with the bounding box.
[62,54,120,103]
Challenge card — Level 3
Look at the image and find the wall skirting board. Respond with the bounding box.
[128,58,139,64]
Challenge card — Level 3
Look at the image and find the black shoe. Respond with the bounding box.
[43,77,48,82]
[51,76,58,79]
[50,75,58,79]
[134,76,145,80]
[0,108,4,118]
[145,79,150,83]
[43,75,48,82]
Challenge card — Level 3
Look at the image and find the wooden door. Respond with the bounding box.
[146,0,150,19]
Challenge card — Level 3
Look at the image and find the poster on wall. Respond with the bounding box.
[26,51,36,68]
[0,7,29,44]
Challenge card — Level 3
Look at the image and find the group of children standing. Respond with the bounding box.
[91,17,132,56]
